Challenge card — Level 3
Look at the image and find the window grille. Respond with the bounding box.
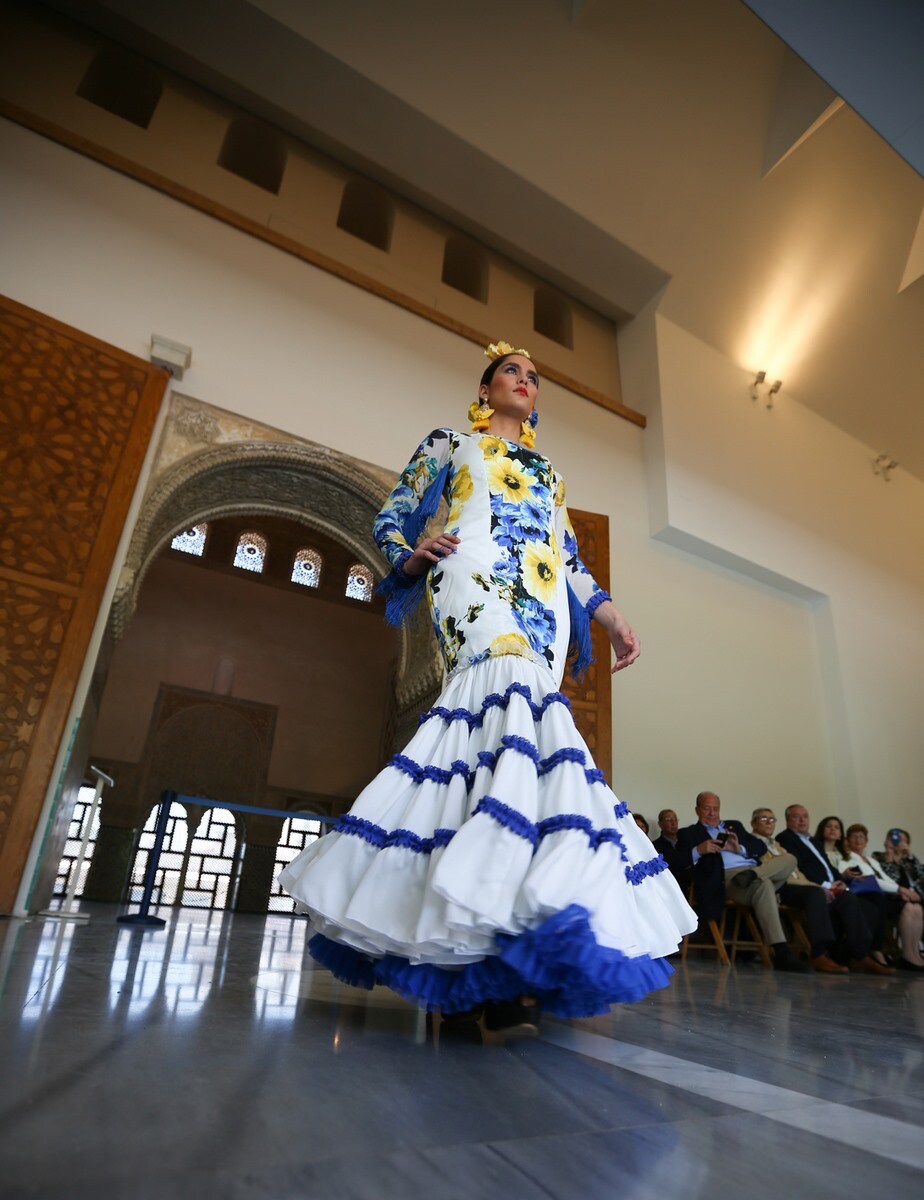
[171,523,208,556]
[233,531,268,573]
[345,563,373,602]
[291,547,322,588]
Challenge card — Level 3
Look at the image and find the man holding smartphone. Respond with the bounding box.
[678,791,807,972]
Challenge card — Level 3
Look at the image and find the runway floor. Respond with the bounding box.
[2,904,923,1199]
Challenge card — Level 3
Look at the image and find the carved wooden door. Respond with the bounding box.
[562,508,613,782]
[0,296,167,912]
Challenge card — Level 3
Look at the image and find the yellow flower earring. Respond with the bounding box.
[468,397,494,432]
[520,408,539,449]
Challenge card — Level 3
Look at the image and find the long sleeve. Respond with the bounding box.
[373,429,452,625]
[553,473,611,677]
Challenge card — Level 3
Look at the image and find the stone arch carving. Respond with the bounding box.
[110,436,443,735]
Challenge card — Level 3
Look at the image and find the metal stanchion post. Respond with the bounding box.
[41,765,114,923]
[117,789,174,928]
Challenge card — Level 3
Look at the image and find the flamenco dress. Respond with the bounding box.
[279,428,697,1016]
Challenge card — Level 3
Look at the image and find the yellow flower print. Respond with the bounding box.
[554,476,566,507]
[479,435,507,459]
[408,458,434,498]
[489,632,531,657]
[486,456,535,504]
[522,540,558,603]
[446,463,474,526]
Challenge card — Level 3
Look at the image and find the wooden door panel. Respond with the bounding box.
[0,296,167,911]
[562,507,612,782]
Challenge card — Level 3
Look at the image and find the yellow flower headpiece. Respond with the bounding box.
[484,340,531,362]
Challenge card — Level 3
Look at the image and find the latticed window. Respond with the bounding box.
[268,815,323,913]
[345,563,373,602]
[171,523,208,556]
[233,531,267,573]
[129,800,189,906]
[53,784,101,898]
[291,547,322,588]
[182,808,241,910]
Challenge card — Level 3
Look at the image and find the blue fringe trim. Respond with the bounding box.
[377,463,450,627]
[308,904,674,1017]
[420,682,571,729]
[332,800,641,864]
[567,581,594,680]
[566,587,613,682]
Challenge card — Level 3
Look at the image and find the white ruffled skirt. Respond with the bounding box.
[279,655,696,1016]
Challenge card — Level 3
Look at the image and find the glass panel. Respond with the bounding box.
[171,524,208,556]
[345,563,373,602]
[291,547,322,588]
[233,531,267,573]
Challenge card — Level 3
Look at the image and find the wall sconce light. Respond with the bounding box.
[150,334,192,380]
[872,453,899,481]
[750,372,782,408]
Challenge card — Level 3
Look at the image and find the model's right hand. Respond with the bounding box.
[402,534,461,576]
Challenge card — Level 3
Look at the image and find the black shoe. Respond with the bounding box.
[484,1000,541,1034]
[897,958,924,973]
[774,953,809,973]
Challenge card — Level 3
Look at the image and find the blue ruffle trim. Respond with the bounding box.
[390,735,607,792]
[331,801,657,878]
[420,682,571,729]
[377,465,450,627]
[308,904,674,1017]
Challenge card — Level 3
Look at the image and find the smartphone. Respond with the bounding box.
[888,829,903,846]
[715,832,729,847]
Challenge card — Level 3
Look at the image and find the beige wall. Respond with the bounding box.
[1,117,919,863]
[94,555,397,799]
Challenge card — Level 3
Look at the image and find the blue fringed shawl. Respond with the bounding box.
[376,462,450,627]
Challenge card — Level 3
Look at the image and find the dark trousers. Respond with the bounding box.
[778,883,834,956]
[779,884,873,959]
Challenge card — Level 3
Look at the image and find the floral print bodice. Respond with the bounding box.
[373,429,609,684]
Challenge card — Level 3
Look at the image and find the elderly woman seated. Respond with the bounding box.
[842,825,924,972]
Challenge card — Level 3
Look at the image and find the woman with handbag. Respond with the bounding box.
[279,341,697,1038]
[842,824,924,971]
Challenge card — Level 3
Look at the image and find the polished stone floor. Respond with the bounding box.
[1,904,923,1199]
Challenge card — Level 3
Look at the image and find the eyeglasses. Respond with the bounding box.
[755,815,777,823]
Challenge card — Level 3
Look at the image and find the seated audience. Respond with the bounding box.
[813,816,846,873]
[841,824,924,971]
[777,805,894,975]
[678,791,806,972]
[874,829,924,902]
[750,808,847,974]
[654,809,692,886]
[633,813,650,835]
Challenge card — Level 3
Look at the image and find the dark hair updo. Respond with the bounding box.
[479,353,538,391]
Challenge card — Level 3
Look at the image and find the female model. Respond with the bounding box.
[280,342,696,1029]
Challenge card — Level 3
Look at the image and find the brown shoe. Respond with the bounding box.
[810,954,848,974]
[850,956,897,976]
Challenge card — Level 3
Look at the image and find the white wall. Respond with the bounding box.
[2,117,917,857]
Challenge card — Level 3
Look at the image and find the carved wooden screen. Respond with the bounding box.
[0,295,167,912]
[561,508,612,782]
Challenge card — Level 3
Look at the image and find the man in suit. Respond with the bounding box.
[678,792,807,972]
[750,808,846,974]
[653,809,691,886]
[777,804,893,975]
